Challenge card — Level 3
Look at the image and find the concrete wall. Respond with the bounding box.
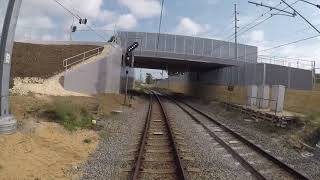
[156,62,316,114]
[63,44,122,94]
[156,80,320,114]
[198,63,313,90]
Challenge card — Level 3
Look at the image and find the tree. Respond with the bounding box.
[145,73,154,84]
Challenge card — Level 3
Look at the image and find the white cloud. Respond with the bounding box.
[174,17,210,36]
[207,0,219,5]
[116,14,137,30]
[18,16,55,29]
[69,0,104,18]
[15,0,134,41]
[97,10,117,23]
[248,30,265,43]
[118,0,161,18]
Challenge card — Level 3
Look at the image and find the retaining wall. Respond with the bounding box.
[156,80,320,114]
[156,63,317,114]
[199,63,313,90]
[63,44,122,94]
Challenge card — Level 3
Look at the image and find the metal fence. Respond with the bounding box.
[117,31,258,63]
[258,55,316,70]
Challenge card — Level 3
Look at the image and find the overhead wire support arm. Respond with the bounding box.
[248,1,296,16]
[281,0,320,34]
[299,0,320,9]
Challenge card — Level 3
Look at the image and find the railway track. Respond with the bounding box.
[129,92,188,180]
[164,94,310,180]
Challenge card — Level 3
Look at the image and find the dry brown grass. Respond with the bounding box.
[9,93,127,127]
[285,89,320,114]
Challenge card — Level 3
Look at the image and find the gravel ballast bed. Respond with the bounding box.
[187,100,320,180]
[80,98,148,179]
[164,100,254,180]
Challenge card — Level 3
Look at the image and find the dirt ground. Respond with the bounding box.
[0,93,131,179]
[0,121,98,180]
[10,42,101,87]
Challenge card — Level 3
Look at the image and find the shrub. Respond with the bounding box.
[301,112,320,146]
[83,138,92,144]
[43,101,93,131]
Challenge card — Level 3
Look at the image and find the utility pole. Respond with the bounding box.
[0,0,22,134]
[234,4,238,61]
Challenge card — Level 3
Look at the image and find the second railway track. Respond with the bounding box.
[165,94,310,180]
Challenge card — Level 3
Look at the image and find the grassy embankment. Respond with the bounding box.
[10,94,126,132]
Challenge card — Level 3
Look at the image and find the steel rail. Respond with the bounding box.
[170,96,309,180]
[130,93,153,180]
[129,92,188,180]
[153,92,189,180]
[167,96,267,180]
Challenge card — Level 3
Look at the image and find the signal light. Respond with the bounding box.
[71,25,77,32]
[125,52,133,66]
[79,18,87,24]
[127,42,139,53]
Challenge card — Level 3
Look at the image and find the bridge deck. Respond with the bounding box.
[118,31,258,70]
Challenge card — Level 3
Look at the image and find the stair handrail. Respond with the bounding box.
[63,46,104,70]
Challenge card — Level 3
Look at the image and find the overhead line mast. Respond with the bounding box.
[234,4,238,61]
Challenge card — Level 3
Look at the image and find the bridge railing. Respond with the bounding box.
[257,55,316,71]
[63,46,104,70]
[116,31,258,63]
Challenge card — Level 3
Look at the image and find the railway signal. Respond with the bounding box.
[127,42,139,53]
[124,52,133,66]
[71,25,77,32]
[124,42,139,105]
[79,18,87,24]
[125,42,139,67]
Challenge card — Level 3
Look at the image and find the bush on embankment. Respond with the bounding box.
[43,101,93,131]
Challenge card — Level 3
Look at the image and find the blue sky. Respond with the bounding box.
[2,0,320,78]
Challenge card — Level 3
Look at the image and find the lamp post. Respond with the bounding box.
[0,0,22,134]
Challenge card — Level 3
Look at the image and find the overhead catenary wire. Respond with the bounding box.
[237,2,282,33]
[232,33,320,61]
[235,0,299,39]
[52,0,108,41]
[210,14,237,37]
[210,0,300,54]
[64,0,113,39]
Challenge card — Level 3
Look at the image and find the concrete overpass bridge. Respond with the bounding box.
[62,31,314,96]
[117,31,258,71]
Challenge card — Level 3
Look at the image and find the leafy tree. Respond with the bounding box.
[145,73,154,84]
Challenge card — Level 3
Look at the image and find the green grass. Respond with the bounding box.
[300,112,320,146]
[43,101,93,131]
[83,138,92,144]
[289,112,320,149]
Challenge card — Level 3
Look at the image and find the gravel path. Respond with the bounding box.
[80,97,148,180]
[163,99,254,180]
[187,100,320,180]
